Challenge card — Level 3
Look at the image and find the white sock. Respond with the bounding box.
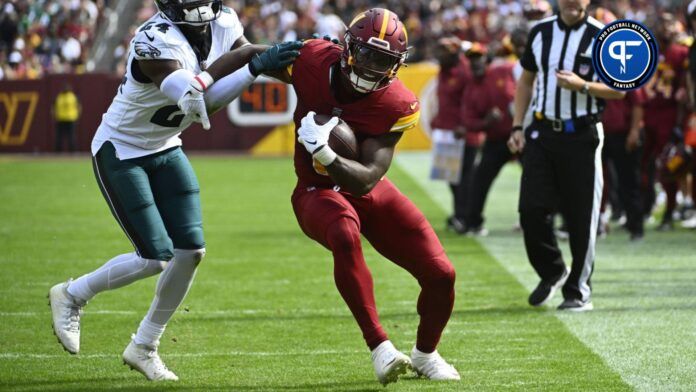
[67,252,165,302]
[134,248,205,346]
[133,318,166,347]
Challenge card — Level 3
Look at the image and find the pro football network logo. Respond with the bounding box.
[592,20,658,91]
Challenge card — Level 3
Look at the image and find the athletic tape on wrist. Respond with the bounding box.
[313,145,337,166]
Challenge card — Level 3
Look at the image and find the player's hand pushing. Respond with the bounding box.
[177,41,303,130]
[249,41,303,76]
[298,111,340,165]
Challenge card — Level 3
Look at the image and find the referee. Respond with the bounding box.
[507,0,625,312]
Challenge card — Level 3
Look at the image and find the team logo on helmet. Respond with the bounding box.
[341,8,409,93]
[592,20,659,91]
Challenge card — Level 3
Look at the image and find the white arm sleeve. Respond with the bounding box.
[160,68,196,103]
[205,64,257,112]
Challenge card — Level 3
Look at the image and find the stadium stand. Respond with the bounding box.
[0,0,104,79]
[0,0,685,80]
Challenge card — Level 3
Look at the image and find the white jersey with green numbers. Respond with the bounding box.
[92,8,244,160]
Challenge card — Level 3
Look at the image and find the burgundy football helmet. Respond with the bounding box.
[341,8,409,93]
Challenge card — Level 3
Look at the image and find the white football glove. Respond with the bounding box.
[177,72,213,130]
[298,111,339,165]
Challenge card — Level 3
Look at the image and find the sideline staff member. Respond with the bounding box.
[507,0,625,311]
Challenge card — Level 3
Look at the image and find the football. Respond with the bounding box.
[314,114,360,161]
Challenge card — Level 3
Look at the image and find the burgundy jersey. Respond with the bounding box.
[644,43,688,110]
[602,89,647,134]
[289,39,420,187]
[431,58,471,131]
[460,62,516,142]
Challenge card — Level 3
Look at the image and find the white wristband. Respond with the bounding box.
[193,71,214,91]
[313,145,337,166]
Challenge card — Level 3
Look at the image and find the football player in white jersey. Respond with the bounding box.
[48,0,301,381]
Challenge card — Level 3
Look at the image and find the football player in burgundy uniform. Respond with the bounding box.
[601,89,646,240]
[431,37,473,233]
[642,13,689,229]
[267,8,460,385]
[462,45,517,235]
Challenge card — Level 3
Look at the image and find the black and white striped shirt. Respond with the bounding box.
[520,14,605,121]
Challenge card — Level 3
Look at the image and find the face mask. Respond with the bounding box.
[181,4,216,25]
[349,71,380,93]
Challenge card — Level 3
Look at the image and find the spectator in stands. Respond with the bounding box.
[53,83,80,152]
[2,0,688,86]
[0,0,103,80]
[6,50,23,78]
[314,3,344,39]
[0,2,19,52]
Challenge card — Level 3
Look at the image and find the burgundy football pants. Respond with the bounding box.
[642,112,678,219]
[291,179,456,353]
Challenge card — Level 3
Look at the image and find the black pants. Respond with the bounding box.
[55,121,77,152]
[602,132,643,235]
[519,121,603,302]
[450,144,478,221]
[466,140,512,228]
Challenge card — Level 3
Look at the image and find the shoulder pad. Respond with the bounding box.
[215,6,241,28]
[132,21,182,60]
[386,82,420,132]
[300,39,334,51]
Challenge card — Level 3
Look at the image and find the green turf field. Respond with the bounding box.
[0,154,693,391]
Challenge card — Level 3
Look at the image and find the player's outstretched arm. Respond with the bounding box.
[203,41,302,81]
[326,132,402,197]
[138,59,212,129]
[137,52,257,130]
[139,47,261,129]
[204,44,269,81]
[194,41,302,114]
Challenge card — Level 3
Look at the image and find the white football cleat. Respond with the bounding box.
[123,339,178,381]
[48,280,82,354]
[370,340,411,385]
[411,347,460,381]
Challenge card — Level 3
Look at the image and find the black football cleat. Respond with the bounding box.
[528,267,569,307]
